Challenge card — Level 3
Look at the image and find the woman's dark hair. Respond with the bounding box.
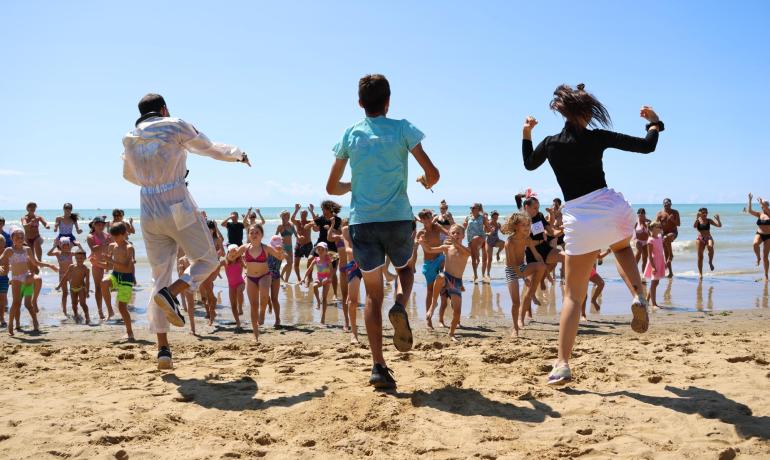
[515,193,539,210]
[358,74,391,115]
[699,207,708,214]
[138,93,166,115]
[637,208,646,215]
[321,200,342,214]
[553,198,562,206]
[112,208,124,218]
[550,83,611,128]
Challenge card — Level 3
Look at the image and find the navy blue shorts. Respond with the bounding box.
[349,220,414,272]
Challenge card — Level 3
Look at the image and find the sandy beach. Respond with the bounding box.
[1,307,768,459]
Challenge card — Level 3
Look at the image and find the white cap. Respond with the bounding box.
[315,242,328,250]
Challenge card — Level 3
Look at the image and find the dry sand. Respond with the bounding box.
[1,309,769,459]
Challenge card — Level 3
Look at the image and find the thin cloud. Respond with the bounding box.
[0,169,25,177]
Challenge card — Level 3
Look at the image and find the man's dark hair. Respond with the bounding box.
[358,74,390,115]
[138,93,166,115]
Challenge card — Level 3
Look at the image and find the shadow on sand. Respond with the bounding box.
[161,373,327,411]
[408,385,559,422]
[564,385,770,440]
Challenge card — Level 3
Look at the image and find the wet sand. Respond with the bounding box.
[1,307,769,459]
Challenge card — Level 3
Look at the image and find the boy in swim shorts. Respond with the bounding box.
[416,209,448,329]
[101,222,136,341]
[56,248,92,324]
[420,225,471,342]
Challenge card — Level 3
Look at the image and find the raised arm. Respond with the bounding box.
[291,204,301,224]
[522,116,548,171]
[256,209,265,225]
[599,106,662,154]
[747,193,760,217]
[712,215,722,228]
[178,120,250,164]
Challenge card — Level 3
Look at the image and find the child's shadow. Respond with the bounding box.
[161,373,327,411]
[563,386,770,440]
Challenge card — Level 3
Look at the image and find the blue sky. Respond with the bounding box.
[1,0,768,210]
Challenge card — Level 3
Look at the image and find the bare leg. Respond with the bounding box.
[101,279,114,320]
[25,296,39,332]
[79,290,90,324]
[753,234,761,266]
[348,277,360,343]
[763,240,770,281]
[246,279,259,341]
[696,241,705,278]
[707,240,715,271]
[362,268,385,365]
[507,281,520,338]
[92,267,105,319]
[649,279,659,307]
[448,295,462,341]
[228,286,241,329]
[320,283,329,324]
[271,279,281,326]
[609,238,647,300]
[556,251,598,367]
[117,301,134,340]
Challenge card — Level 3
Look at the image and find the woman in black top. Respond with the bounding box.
[748,193,770,280]
[522,83,663,385]
[693,207,722,278]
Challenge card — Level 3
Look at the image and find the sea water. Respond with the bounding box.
[1,203,766,328]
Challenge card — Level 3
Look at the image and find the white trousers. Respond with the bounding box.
[141,191,218,334]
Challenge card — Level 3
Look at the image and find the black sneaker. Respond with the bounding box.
[369,363,396,389]
[157,346,173,370]
[388,302,413,352]
[154,287,185,327]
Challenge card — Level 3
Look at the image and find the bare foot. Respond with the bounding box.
[757,257,761,266]
[592,300,601,311]
[532,296,541,306]
[450,334,459,343]
[350,335,359,345]
[342,325,350,333]
[517,319,525,329]
[709,261,715,271]
[426,317,434,330]
[439,321,448,329]
[510,329,519,338]
[580,315,588,322]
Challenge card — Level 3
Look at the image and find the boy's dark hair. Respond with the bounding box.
[112,208,124,217]
[27,202,37,209]
[418,209,433,219]
[109,222,128,236]
[637,208,646,215]
[321,200,342,214]
[358,74,391,115]
[553,198,562,206]
[138,93,166,115]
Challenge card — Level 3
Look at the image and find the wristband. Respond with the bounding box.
[645,121,665,132]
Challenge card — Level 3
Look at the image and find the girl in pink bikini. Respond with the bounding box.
[221,244,246,330]
[233,224,284,341]
[21,202,50,262]
[634,208,650,273]
[644,222,666,308]
[305,242,335,325]
[87,217,112,320]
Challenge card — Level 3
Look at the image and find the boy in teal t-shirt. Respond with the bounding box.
[326,74,440,390]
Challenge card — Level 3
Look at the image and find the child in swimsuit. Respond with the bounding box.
[644,222,666,309]
[110,209,135,236]
[100,222,136,342]
[87,216,112,320]
[0,227,58,335]
[0,234,8,328]
[305,242,336,325]
[634,208,651,273]
[501,213,546,337]
[221,244,245,330]
[340,225,364,344]
[266,235,284,327]
[48,237,75,317]
[276,211,297,283]
[233,224,284,341]
[21,201,50,262]
[581,249,610,322]
[176,253,198,335]
[55,248,92,324]
[464,204,488,284]
[54,202,83,243]
[484,210,505,280]
[420,224,471,342]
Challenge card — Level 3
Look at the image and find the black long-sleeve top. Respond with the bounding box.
[522,123,659,201]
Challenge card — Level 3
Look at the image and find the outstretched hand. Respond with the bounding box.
[640,106,659,123]
[241,153,252,167]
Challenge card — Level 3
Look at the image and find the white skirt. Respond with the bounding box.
[562,187,635,256]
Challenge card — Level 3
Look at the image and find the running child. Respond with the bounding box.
[291,204,315,283]
[645,222,666,308]
[0,228,58,335]
[87,216,112,320]
[417,209,447,329]
[274,211,297,283]
[54,203,83,243]
[304,242,336,325]
[421,224,470,342]
[55,247,91,324]
[110,209,136,235]
[100,222,136,341]
[484,210,505,276]
[0,234,8,327]
[339,224,362,343]
[464,203,488,283]
[501,213,546,336]
[235,224,284,341]
[634,208,651,273]
[21,202,50,261]
[176,253,197,335]
[266,235,284,327]
[221,244,245,330]
[48,237,75,316]
[581,249,611,322]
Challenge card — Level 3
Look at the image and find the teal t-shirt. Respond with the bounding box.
[333,117,424,225]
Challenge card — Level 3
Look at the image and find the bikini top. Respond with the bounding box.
[27,216,39,229]
[9,249,28,265]
[436,215,451,226]
[635,222,649,238]
[758,217,770,226]
[244,244,267,263]
[280,227,295,238]
[696,219,711,231]
[92,232,107,246]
